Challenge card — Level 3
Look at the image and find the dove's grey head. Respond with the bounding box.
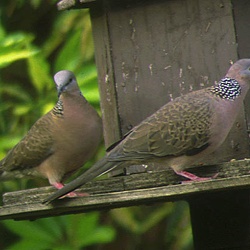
[54,70,80,96]
[227,59,250,86]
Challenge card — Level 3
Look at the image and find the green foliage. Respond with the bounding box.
[3,213,115,250]
[111,203,174,235]
[110,202,193,249]
[0,30,38,68]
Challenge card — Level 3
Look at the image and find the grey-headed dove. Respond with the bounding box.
[43,59,250,203]
[0,70,102,196]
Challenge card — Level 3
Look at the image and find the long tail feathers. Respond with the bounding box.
[43,157,117,204]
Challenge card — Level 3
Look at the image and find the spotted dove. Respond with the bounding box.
[0,70,102,195]
[43,59,250,203]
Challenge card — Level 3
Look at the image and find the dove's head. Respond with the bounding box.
[226,59,250,92]
[54,70,80,97]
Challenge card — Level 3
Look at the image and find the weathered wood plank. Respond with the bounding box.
[57,0,97,10]
[0,159,249,221]
[90,4,122,148]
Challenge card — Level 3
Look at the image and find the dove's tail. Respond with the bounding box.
[43,157,118,204]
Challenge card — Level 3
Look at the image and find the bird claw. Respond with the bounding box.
[59,191,89,199]
[174,170,218,183]
[53,182,89,199]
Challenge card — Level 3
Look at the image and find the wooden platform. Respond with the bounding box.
[1,158,249,221]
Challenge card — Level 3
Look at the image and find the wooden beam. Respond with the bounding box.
[0,159,250,221]
[57,0,96,10]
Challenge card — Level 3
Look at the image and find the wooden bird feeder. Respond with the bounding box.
[1,0,250,249]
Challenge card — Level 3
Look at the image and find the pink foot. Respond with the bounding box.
[53,182,89,199]
[174,170,218,183]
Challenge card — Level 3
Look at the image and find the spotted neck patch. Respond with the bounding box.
[210,77,241,100]
[52,99,63,116]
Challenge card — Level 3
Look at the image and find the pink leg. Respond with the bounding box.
[174,170,218,183]
[53,182,88,199]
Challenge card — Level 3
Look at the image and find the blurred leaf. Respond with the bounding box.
[76,63,100,104]
[5,240,50,250]
[3,219,55,250]
[78,213,115,246]
[139,203,174,234]
[0,48,39,68]
[42,11,80,57]
[0,32,39,68]
[30,0,43,9]
[165,201,193,250]
[54,28,83,71]
[0,32,33,47]
[13,105,31,116]
[111,204,174,235]
[0,135,20,155]
[0,84,31,102]
[42,102,54,114]
[3,213,115,250]
[82,226,115,246]
[27,53,52,93]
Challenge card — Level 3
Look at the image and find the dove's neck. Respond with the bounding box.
[52,99,64,117]
[210,77,242,101]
